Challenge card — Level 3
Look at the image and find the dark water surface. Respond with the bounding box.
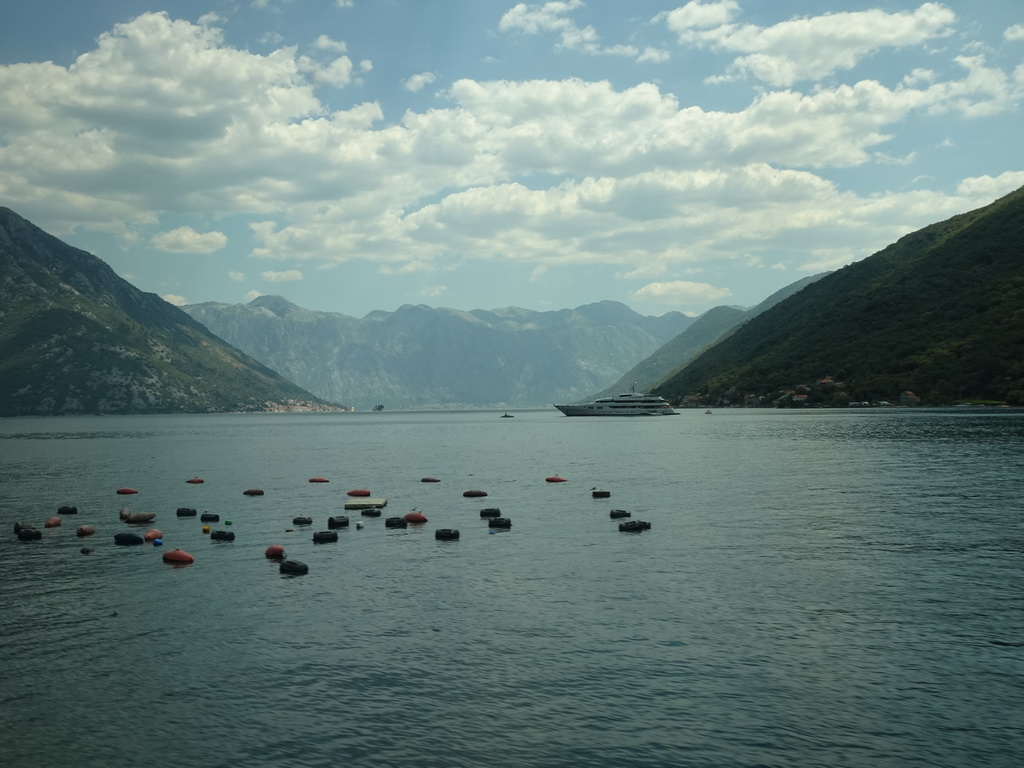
[1,409,1022,767]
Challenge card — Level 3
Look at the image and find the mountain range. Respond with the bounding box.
[182,296,693,410]
[3,182,1021,415]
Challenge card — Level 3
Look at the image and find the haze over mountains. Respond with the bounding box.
[2,184,1021,415]
[182,297,693,410]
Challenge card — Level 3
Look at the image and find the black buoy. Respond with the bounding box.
[210,530,236,541]
[18,528,42,541]
[385,517,408,528]
[279,560,308,575]
[488,517,512,529]
[435,529,460,540]
[479,508,502,518]
[177,507,198,517]
[292,516,313,526]
[609,509,631,519]
[58,505,78,515]
[361,509,382,517]
[618,520,652,533]
[80,547,93,555]
[312,530,338,543]
[327,515,349,529]
[114,532,145,546]
[200,512,220,522]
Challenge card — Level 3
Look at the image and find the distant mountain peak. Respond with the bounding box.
[248,294,300,317]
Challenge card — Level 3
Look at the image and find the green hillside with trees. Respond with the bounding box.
[654,185,1024,407]
[594,273,827,399]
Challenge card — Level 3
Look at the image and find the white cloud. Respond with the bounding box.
[162,294,188,305]
[310,56,354,87]
[244,290,263,302]
[500,1,584,36]
[404,71,437,92]
[500,1,641,59]
[261,269,304,282]
[664,2,956,86]
[151,226,227,253]
[955,170,1024,198]
[419,285,447,298]
[659,1,739,31]
[0,9,1020,308]
[1005,24,1024,42]
[630,280,732,304]
[315,35,347,54]
[903,68,936,87]
[229,271,246,281]
[637,48,671,64]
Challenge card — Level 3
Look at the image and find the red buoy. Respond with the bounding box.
[162,549,194,565]
[76,525,96,537]
[44,516,62,528]
[186,478,204,484]
[404,510,428,523]
[117,488,138,495]
[546,476,567,483]
[347,489,371,497]
[243,489,265,496]
[309,477,329,483]
[265,544,286,560]
[144,529,164,542]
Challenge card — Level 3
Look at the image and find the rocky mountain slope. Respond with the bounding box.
[0,207,330,416]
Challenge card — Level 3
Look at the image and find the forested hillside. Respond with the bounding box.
[655,186,1024,406]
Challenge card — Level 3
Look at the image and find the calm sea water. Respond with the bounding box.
[1,408,1022,767]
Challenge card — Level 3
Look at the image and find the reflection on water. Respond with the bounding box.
[1,409,1022,767]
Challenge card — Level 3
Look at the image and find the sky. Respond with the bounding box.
[1,1,1022,319]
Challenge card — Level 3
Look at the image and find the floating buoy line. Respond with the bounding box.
[13,475,651,574]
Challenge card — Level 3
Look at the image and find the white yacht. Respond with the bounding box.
[553,389,678,416]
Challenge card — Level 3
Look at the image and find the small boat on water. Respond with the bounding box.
[553,386,677,417]
[501,413,514,418]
